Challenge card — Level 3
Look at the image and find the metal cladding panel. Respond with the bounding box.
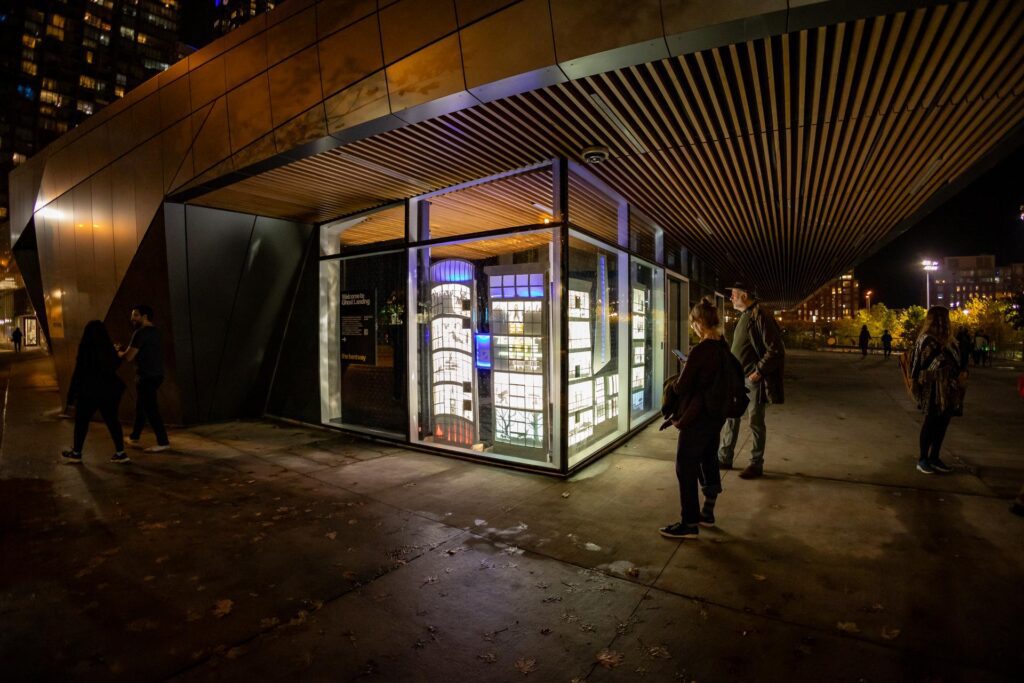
[90,168,118,311]
[163,203,198,424]
[11,222,51,347]
[265,232,320,423]
[104,209,184,426]
[207,215,314,420]
[181,205,256,422]
[110,156,139,287]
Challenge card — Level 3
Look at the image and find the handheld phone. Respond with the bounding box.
[672,349,687,363]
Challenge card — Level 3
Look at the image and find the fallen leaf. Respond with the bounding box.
[596,649,624,669]
[752,574,767,582]
[212,599,233,618]
[561,492,571,498]
[514,658,537,675]
[325,532,337,540]
[647,645,671,659]
[626,567,641,578]
[836,621,860,634]
[870,603,885,612]
[478,652,497,664]
[881,626,901,640]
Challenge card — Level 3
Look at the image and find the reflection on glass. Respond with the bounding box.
[567,234,625,465]
[319,251,407,436]
[630,258,665,425]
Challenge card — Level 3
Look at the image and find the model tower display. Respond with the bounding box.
[428,259,477,446]
[485,264,547,454]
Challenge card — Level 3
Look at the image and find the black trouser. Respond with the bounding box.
[13,340,21,352]
[676,420,725,525]
[131,376,168,445]
[74,394,124,453]
[919,412,952,463]
[883,345,891,358]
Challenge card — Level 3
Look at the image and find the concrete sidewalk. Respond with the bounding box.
[1,350,1022,681]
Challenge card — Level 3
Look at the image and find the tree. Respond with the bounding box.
[898,306,926,342]
[1006,292,1024,331]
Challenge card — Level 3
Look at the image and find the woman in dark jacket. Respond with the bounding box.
[910,306,968,475]
[859,325,871,357]
[61,320,129,464]
[660,298,733,540]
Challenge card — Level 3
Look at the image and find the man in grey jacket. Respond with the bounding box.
[718,283,786,479]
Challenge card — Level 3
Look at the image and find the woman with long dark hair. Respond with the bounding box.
[61,320,129,464]
[910,306,968,474]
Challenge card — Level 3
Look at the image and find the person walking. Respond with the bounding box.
[972,329,986,367]
[10,326,23,353]
[718,283,785,479]
[659,298,734,539]
[911,306,968,475]
[118,304,171,452]
[955,327,973,368]
[859,325,871,357]
[61,320,129,464]
[881,329,893,359]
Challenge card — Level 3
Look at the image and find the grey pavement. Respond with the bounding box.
[1,349,1022,681]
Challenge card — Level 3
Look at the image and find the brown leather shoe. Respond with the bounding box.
[738,465,763,479]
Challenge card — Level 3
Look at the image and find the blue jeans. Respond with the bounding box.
[718,380,767,468]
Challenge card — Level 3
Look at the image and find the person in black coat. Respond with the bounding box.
[659,297,733,540]
[859,325,871,357]
[61,320,129,464]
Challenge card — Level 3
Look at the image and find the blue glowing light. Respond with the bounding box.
[431,259,474,283]
[475,334,492,368]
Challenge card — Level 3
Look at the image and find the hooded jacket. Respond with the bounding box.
[741,301,786,404]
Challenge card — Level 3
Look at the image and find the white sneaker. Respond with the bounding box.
[125,438,142,449]
[145,444,171,453]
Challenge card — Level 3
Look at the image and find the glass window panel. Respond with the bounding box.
[569,169,620,245]
[567,233,626,466]
[412,229,556,468]
[319,251,407,436]
[629,209,658,262]
[629,257,665,426]
[424,167,554,240]
[321,204,405,256]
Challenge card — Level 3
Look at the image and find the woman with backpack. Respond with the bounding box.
[660,297,743,539]
[61,320,130,464]
[910,306,968,474]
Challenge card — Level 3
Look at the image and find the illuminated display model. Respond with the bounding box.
[429,259,477,446]
[631,287,648,412]
[485,264,547,454]
[567,279,595,446]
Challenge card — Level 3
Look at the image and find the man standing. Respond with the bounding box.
[118,305,171,452]
[718,283,785,479]
[11,326,23,353]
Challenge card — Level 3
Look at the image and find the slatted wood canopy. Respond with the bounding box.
[193,0,1024,305]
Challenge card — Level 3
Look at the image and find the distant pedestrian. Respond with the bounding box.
[10,326,22,353]
[61,320,129,464]
[1012,484,1024,518]
[660,298,738,539]
[859,325,871,357]
[972,330,987,367]
[881,329,893,359]
[956,327,973,367]
[911,307,968,475]
[117,305,171,452]
[718,283,785,479]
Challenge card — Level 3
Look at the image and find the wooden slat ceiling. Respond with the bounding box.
[193,0,1024,305]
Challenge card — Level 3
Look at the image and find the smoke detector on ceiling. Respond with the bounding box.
[581,145,610,164]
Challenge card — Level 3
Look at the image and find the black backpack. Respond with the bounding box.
[704,343,750,419]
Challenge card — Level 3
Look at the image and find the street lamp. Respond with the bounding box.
[921,260,939,308]
[865,290,873,311]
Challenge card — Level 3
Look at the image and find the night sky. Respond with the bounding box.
[855,143,1024,308]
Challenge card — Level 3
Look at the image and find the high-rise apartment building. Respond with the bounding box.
[786,271,861,322]
[213,0,281,36]
[0,0,182,239]
[932,255,1000,308]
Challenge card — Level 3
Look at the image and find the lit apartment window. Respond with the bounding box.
[116,73,127,85]
[77,101,94,115]
[79,75,98,89]
[38,104,54,115]
[114,86,125,98]
[42,77,57,90]
[22,34,39,48]
[22,60,37,75]
[85,50,94,64]
[12,153,28,165]
[39,90,63,106]
[83,12,102,28]
[120,26,135,40]
[46,25,65,40]
[137,32,149,45]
